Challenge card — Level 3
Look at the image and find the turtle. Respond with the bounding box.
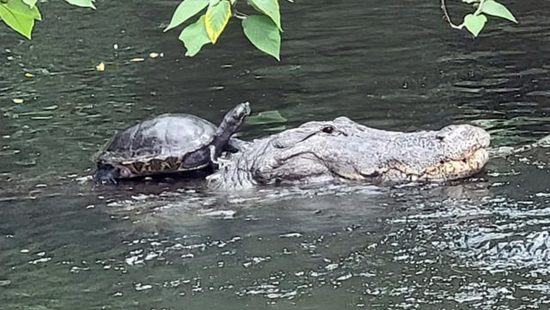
[94,102,251,184]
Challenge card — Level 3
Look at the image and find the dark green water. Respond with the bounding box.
[1,0,549,309]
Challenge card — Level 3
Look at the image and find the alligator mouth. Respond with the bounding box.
[422,147,489,181]
[333,147,489,183]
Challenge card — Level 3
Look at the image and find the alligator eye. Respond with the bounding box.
[322,126,335,134]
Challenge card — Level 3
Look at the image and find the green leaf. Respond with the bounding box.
[22,0,37,8]
[205,0,231,43]
[480,0,517,23]
[179,15,211,57]
[65,0,96,9]
[0,7,34,39]
[247,110,287,125]
[164,0,209,32]
[2,0,41,20]
[0,0,42,39]
[242,15,281,60]
[463,13,487,37]
[249,0,281,30]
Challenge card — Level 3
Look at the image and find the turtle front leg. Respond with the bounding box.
[209,145,219,166]
[94,164,134,184]
[94,163,120,185]
[209,145,234,171]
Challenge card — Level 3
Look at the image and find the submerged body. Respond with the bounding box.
[95,102,251,184]
[207,117,490,190]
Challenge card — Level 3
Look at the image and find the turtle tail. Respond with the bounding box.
[94,163,120,185]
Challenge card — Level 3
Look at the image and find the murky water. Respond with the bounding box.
[1,0,549,309]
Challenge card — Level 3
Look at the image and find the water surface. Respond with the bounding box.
[1,0,549,309]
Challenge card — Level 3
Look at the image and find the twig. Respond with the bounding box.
[232,9,247,20]
[441,0,464,30]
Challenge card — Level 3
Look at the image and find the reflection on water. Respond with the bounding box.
[1,0,550,308]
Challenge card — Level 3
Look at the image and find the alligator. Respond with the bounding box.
[207,116,491,190]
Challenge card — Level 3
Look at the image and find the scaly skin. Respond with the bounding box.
[207,117,490,190]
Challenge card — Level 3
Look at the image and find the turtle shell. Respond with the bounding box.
[98,113,217,177]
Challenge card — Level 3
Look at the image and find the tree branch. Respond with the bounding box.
[441,0,464,30]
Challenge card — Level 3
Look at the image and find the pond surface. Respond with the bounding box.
[1,0,550,309]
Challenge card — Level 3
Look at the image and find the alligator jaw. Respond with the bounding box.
[332,146,489,183]
[421,147,489,181]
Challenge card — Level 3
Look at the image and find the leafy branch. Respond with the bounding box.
[441,0,517,37]
[0,0,95,39]
[164,0,283,60]
[0,0,519,60]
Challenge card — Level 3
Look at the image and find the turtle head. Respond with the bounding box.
[228,101,251,128]
[212,102,251,158]
[218,101,251,134]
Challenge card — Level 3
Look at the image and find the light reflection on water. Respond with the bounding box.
[1,0,550,309]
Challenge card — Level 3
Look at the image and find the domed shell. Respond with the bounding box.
[99,113,216,166]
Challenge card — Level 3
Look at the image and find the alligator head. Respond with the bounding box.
[207,117,490,190]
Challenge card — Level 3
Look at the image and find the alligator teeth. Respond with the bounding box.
[424,148,489,180]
